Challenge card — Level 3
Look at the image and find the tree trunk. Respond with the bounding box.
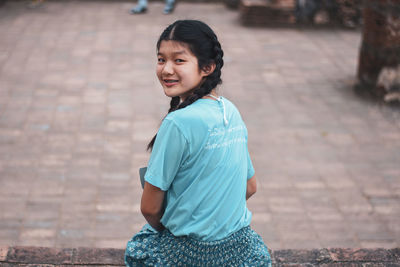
[357,0,400,99]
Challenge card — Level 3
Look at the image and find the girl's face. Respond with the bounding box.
[156,40,209,101]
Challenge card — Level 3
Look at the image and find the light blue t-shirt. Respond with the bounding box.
[144,97,255,241]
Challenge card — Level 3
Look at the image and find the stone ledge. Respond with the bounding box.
[1,246,399,266]
[0,246,125,266]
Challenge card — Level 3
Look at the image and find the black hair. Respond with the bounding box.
[147,20,224,151]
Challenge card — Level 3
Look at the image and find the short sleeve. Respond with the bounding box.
[247,148,255,180]
[145,118,188,191]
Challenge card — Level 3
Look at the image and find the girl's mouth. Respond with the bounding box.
[163,79,179,86]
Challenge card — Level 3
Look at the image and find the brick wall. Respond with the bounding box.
[239,0,296,26]
[239,0,363,26]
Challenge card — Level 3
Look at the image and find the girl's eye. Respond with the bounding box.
[157,58,165,63]
[175,59,185,63]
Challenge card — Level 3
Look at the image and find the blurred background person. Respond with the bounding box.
[130,0,175,14]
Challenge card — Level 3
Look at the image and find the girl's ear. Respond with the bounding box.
[201,63,216,77]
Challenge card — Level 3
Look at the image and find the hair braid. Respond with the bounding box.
[169,96,180,112]
[147,96,180,150]
[178,36,224,109]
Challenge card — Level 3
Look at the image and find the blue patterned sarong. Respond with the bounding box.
[125,225,272,266]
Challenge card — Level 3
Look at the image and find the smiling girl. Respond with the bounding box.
[125,20,272,266]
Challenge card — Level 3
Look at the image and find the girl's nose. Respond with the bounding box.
[162,61,174,75]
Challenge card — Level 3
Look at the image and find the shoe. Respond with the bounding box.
[163,4,174,14]
[130,5,147,14]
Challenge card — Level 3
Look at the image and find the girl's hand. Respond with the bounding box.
[141,182,166,232]
[246,175,257,200]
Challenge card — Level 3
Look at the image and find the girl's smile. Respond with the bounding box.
[163,79,179,87]
[156,40,209,101]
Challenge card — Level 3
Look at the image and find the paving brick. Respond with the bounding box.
[20,229,56,240]
[24,201,61,221]
[0,229,19,242]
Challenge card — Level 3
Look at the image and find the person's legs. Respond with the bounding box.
[130,0,147,14]
[163,0,175,14]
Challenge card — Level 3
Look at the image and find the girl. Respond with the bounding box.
[125,20,272,266]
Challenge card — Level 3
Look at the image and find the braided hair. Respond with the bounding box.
[148,20,224,150]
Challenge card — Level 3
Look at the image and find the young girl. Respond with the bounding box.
[125,20,272,266]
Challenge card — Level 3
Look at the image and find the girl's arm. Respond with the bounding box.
[246,175,257,200]
[141,182,166,232]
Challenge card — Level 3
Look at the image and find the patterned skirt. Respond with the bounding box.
[125,225,272,266]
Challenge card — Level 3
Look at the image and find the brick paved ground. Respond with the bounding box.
[0,0,399,251]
